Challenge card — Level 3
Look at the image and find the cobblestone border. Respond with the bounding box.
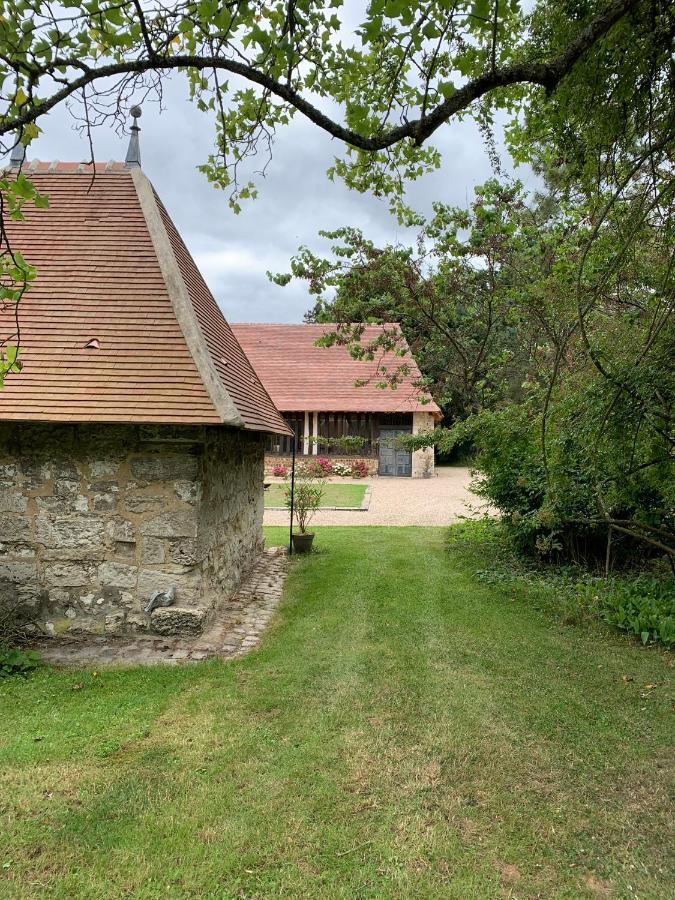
[34,547,289,668]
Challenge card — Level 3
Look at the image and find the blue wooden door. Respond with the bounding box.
[378,429,412,477]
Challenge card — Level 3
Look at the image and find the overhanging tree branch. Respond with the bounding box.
[0,0,640,153]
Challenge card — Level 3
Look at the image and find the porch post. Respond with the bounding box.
[312,412,319,454]
[303,411,310,455]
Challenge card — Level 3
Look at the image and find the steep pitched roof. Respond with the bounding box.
[0,162,290,434]
[231,323,442,418]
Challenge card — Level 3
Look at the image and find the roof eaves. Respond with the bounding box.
[131,167,244,429]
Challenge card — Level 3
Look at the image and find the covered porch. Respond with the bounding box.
[265,410,436,478]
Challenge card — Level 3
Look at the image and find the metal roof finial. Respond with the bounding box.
[125,105,142,168]
[9,138,26,169]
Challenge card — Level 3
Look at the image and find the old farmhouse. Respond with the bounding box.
[231,324,442,478]
[0,159,291,638]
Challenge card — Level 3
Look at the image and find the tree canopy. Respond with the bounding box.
[276,162,674,566]
[0,1,655,208]
[273,180,545,419]
[268,0,674,564]
[0,0,672,402]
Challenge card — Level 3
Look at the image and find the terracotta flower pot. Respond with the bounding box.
[291,532,315,554]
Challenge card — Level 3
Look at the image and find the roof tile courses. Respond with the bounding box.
[231,323,442,417]
[155,193,287,434]
[0,165,290,434]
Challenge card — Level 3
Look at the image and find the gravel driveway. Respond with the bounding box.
[264,466,488,527]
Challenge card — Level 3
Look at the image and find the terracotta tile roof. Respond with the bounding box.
[231,324,442,417]
[0,163,290,434]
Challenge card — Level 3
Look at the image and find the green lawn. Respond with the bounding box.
[264,482,366,508]
[1,527,672,898]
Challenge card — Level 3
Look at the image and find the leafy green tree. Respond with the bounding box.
[407,175,675,566]
[274,155,674,564]
[271,180,586,421]
[0,1,654,210]
[0,0,671,393]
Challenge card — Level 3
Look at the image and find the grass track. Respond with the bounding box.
[0,527,672,898]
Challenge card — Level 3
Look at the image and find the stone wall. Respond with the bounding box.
[264,454,378,477]
[0,422,265,637]
[199,429,264,606]
[411,412,436,478]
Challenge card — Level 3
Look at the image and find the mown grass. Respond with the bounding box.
[264,482,367,509]
[0,527,672,899]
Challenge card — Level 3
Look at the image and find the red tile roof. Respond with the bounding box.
[231,324,442,417]
[0,162,290,434]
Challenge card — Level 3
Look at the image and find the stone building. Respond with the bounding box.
[231,324,442,477]
[0,158,291,637]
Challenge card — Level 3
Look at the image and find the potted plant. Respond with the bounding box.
[284,472,324,553]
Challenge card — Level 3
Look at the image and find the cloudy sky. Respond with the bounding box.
[25,75,524,324]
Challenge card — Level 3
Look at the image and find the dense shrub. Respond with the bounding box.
[0,645,40,678]
[272,464,288,478]
[317,457,333,475]
[331,462,353,476]
[299,459,330,478]
[441,371,674,569]
[447,521,674,648]
[350,460,369,478]
[0,588,41,678]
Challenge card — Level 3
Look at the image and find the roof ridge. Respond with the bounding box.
[2,160,130,175]
[131,168,243,427]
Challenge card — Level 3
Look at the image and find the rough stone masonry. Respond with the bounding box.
[0,422,265,637]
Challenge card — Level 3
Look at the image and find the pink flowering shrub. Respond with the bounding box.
[350,459,369,478]
[298,459,328,478]
[317,457,333,475]
[272,464,288,478]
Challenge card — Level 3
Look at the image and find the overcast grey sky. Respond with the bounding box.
[24,76,524,324]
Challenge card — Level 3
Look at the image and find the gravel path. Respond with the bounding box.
[264,466,488,527]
